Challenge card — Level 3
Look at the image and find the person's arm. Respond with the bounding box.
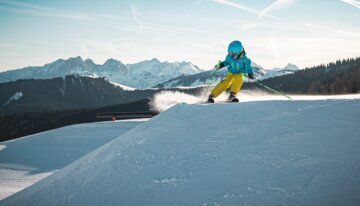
[245,57,255,79]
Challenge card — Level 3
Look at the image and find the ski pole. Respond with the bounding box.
[243,74,293,100]
[203,69,218,99]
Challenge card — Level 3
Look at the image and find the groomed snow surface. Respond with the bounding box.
[0,120,145,200]
[1,95,360,206]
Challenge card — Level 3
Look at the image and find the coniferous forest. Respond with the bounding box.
[254,57,360,94]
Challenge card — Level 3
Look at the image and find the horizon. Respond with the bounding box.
[0,0,360,71]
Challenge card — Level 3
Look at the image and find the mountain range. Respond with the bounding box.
[0,57,203,89]
[154,63,299,88]
[0,57,299,89]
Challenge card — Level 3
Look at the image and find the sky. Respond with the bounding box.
[0,0,359,71]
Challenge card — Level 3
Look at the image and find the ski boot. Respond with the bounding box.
[207,94,215,103]
[228,92,239,102]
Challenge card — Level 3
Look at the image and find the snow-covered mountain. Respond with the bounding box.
[124,58,202,89]
[260,63,300,80]
[155,62,266,88]
[0,57,203,89]
[0,56,300,89]
[1,96,360,205]
[155,63,299,89]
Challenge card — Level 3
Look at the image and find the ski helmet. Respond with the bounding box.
[228,40,244,58]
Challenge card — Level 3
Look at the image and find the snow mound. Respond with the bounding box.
[2,99,360,205]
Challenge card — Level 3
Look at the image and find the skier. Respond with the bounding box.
[207,40,255,103]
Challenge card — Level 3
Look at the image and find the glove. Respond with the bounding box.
[214,61,223,70]
[248,73,255,80]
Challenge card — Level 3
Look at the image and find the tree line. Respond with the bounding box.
[254,57,360,94]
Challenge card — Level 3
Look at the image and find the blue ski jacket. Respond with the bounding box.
[221,54,253,75]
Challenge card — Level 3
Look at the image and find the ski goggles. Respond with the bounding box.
[229,49,245,59]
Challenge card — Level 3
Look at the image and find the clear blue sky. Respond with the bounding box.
[0,0,359,71]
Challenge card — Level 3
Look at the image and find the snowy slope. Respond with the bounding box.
[1,98,360,205]
[0,120,146,200]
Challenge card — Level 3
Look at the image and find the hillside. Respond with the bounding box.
[0,75,144,115]
[1,98,360,205]
[256,57,360,94]
[0,75,204,116]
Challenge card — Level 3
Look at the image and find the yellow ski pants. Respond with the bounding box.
[211,73,243,97]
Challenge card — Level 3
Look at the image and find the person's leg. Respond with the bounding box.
[210,73,235,97]
[230,73,243,94]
